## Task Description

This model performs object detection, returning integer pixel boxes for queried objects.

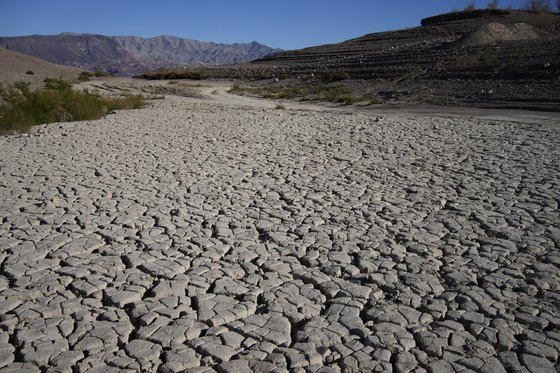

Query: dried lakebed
[0,97,559,373]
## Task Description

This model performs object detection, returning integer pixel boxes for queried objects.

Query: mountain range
[0,33,280,76]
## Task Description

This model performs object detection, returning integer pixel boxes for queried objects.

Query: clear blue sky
[0,0,530,49]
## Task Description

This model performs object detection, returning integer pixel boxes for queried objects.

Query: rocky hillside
[226,10,560,111]
[0,34,279,76]
[113,36,278,66]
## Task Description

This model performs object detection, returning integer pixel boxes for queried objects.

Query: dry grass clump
[78,71,110,81]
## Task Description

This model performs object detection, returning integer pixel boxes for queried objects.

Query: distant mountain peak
[0,33,281,76]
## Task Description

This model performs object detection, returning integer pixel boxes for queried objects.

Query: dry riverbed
[0,82,559,372]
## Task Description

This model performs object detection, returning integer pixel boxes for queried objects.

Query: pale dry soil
[0,47,83,89]
[0,80,559,373]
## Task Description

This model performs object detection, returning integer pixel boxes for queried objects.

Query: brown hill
[0,47,85,87]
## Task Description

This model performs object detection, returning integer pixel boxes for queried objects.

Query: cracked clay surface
[0,95,559,372]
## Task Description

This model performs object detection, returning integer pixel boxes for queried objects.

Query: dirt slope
[212,10,560,111]
[0,47,85,87]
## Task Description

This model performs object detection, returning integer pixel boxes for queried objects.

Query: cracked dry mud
[0,95,559,373]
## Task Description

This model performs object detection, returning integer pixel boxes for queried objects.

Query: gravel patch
[457,22,540,46]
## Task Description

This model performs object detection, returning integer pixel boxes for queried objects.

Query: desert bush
[184,68,211,80]
[338,96,355,105]
[275,104,285,109]
[43,77,72,90]
[136,68,212,80]
[527,0,552,11]
[105,94,145,111]
[228,84,267,96]
[325,88,339,102]
[25,70,34,75]
[78,71,93,81]
[487,0,499,9]
[228,82,359,106]
[324,71,350,82]
[0,80,146,134]
[465,1,477,11]
[78,71,108,80]
[368,97,384,105]
[277,86,303,99]
[254,71,274,80]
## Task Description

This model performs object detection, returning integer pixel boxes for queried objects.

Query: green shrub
[229,82,360,106]
[278,89,295,99]
[255,71,274,80]
[368,97,384,105]
[136,68,212,80]
[78,71,93,81]
[325,88,340,101]
[0,80,146,134]
[275,104,285,110]
[185,68,211,80]
[43,77,72,90]
[337,96,355,105]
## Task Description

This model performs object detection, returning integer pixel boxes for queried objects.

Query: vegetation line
[229,83,384,106]
[0,79,148,134]
[134,68,212,80]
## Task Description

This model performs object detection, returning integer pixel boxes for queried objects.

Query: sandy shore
[0,82,559,372]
